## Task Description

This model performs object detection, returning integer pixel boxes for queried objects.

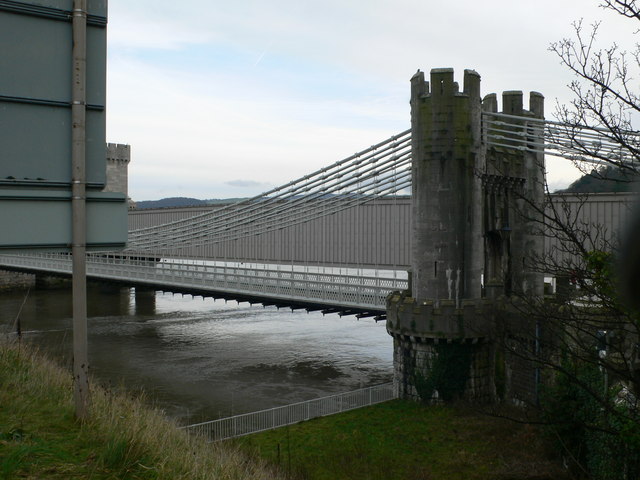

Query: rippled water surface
[0,283,393,424]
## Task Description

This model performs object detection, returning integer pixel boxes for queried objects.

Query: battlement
[481,88,546,221]
[411,68,481,100]
[106,143,131,164]
[386,291,492,341]
[482,90,544,119]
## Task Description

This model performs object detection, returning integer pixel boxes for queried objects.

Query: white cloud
[105,0,633,200]
[106,54,407,200]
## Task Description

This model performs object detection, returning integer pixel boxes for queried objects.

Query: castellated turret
[105,143,130,196]
[105,143,134,208]
[481,90,545,299]
[410,68,484,305]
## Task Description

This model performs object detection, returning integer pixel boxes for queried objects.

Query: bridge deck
[0,254,407,316]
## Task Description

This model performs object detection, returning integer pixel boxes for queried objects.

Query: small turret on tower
[105,143,134,208]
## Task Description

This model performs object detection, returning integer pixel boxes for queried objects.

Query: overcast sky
[104,0,633,201]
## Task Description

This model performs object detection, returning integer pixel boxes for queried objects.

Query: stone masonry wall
[391,335,494,402]
[0,269,35,291]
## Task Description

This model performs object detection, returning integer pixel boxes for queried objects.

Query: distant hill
[135,197,207,209]
[134,197,248,210]
[555,165,638,193]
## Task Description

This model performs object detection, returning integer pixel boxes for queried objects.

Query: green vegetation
[0,340,277,479]
[541,359,640,479]
[555,165,637,193]
[235,400,569,480]
[534,250,640,479]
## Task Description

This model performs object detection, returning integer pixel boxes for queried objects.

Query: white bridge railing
[183,382,396,442]
[0,253,407,311]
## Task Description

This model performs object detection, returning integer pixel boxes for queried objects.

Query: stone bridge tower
[105,143,133,207]
[386,68,545,403]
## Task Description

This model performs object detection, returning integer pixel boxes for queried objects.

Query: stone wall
[390,335,495,402]
[0,269,34,290]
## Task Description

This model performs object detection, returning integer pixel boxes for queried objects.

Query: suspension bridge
[2,67,639,404]
[0,70,637,321]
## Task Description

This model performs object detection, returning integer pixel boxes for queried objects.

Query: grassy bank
[235,400,571,480]
[0,340,278,479]
[1,339,570,480]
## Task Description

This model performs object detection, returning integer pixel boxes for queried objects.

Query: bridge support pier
[134,286,156,316]
[387,67,545,404]
[386,294,495,401]
[390,339,496,402]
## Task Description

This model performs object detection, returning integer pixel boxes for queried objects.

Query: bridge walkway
[0,253,407,318]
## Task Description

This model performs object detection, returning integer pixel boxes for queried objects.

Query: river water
[0,283,393,425]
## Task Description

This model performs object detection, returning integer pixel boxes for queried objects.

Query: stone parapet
[386,291,492,341]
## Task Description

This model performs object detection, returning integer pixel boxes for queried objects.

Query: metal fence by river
[184,382,395,442]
